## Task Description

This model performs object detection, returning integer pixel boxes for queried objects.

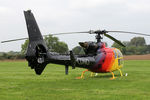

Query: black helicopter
[2,10,150,79]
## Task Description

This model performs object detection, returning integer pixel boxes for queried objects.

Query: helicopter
[2,10,150,79]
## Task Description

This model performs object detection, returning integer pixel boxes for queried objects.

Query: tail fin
[24,10,48,75]
[24,10,44,42]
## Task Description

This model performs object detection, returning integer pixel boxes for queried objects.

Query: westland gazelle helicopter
[2,10,150,79]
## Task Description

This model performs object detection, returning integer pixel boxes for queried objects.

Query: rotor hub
[92,30,106,43]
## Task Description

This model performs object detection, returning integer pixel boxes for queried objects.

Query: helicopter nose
[79,42,88,48]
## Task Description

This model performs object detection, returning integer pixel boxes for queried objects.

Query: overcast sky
[0,0,150,52]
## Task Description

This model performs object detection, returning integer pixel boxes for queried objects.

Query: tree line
[111,37,150,55]
[0,36,149,60]
[72,37,150,55]
[0,51,24,60]
[0,35,69,60]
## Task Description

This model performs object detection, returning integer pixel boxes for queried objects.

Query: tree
[130,37,146,47]
[21,40,29,54]
[111,37,148,55]
[122,41,130,46]
[44,35,68,53]
[21,35,69,54]
[72,46,85,55]
[125,46,136,55]
[146,45,150,54]
[136,46,147,55]
[53,41,69,53]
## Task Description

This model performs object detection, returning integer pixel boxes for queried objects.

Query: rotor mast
[94,30,105,43]
[96,33,103,43]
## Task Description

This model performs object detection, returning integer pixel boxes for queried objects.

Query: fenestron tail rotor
[1,30,150,47]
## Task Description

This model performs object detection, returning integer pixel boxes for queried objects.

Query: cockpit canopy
[112,48,123,66]
[116,49,123,58]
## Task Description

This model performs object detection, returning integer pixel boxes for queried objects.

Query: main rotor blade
[49,31,90,35]
[1,38,28,43]
[2,30,150,43]
[104,33,125,47]
[1,31,90,43]
[107,31,150,36]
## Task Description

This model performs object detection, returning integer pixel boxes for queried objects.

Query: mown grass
[0,60,150,100]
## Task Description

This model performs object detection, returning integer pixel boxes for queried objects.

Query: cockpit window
[112,48,123,65]
[116,49,123,65]
[113,49,117,58]
[112,48,123,58]
[116,49,123,58]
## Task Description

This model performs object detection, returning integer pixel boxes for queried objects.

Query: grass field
[0,60,150,100]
